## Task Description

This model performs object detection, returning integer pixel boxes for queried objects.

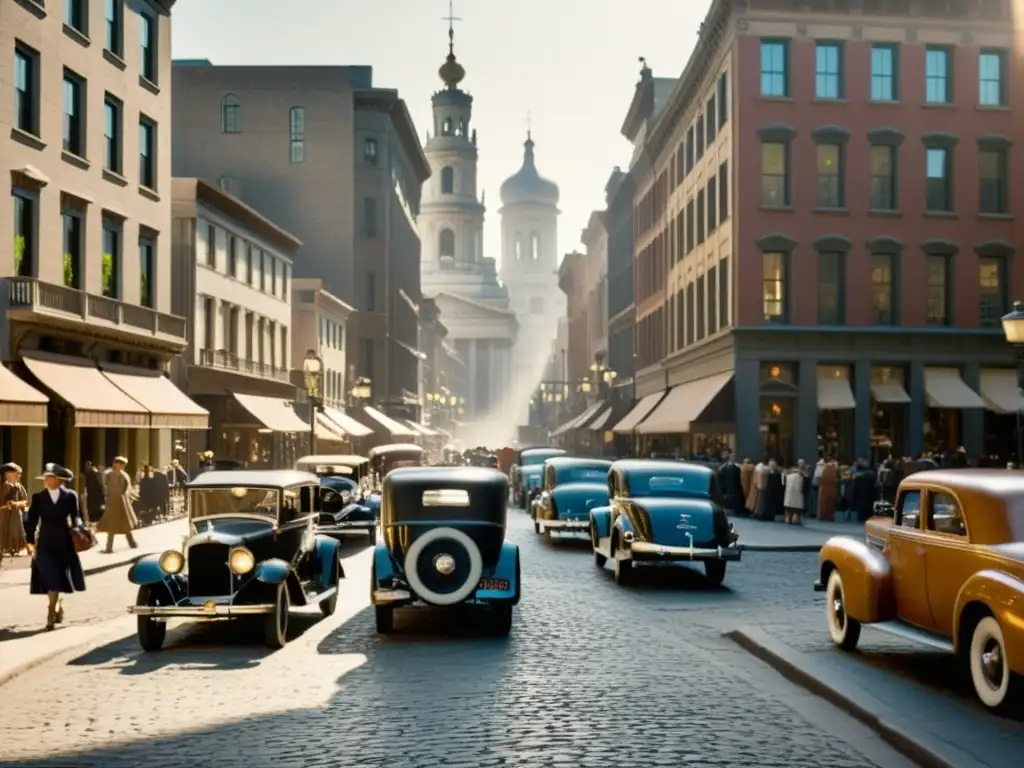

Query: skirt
[0,508,27,554]
[30,546,86,594]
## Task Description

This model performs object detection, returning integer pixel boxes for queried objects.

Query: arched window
[222,94,241,133]
[289,107,305,163]
[456,118,467,136]
[439,228,455,259]
[514,233,523,260]
[441,166,454,194]
[442,117,453,135]
[529,297,545,315]
[531,232,540,260]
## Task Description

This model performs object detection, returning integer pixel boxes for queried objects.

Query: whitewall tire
[970,616,1013,710]
[403,527,483,606]
[825,569,861,651]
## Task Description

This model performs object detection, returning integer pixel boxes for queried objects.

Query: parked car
[815,468,1024,711]
[512,447,567,507]
[532,457,612,542]
[126,470,344,651]
[590,460,740,586]
[370,466,520,635]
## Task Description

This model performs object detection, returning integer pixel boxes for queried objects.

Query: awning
[233,393,309,432]
[587,407,614,430]
[363,406,416,437]
[818,376,856,410]
[404,419,441,437]
[0,365,49,426]
[924,367,985,409]
[100,363,209,430]
[552,401,604,437]
[638,373,732,435]
[316,413,346,441]
[612,391,666,434]
[23,352,148,428]
[322,406,374,437]
[871,382,911,404]
[979,369,1024,414]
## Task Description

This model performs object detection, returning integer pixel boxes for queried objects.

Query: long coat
[95,469,137,534]
[24,487,86,594]
[0,480,28,554]
[739,461,754,503]
[783,470,805,511]
[84,467,105,522]
[817,461,840,521]
[718,461,744,514]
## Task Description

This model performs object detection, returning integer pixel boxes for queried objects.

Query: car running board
[869,621,955,653]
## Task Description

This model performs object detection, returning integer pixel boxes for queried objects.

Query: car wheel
[375,604,394,634]
[704,561,727,585]
[263,582,290,649]
[825,569,861,651]
[319,554,340,618]
[969,616,1021,710]
[613,554,633,586]
[493,602,513,636]
[136,585,166,652]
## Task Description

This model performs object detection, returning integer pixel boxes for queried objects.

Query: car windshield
[321,475,357,492]
[190,487,280,520]
[626,472,710,499]
[524,452,559,466]
[558,467,608,484]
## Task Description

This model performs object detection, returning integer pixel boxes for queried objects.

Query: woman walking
[23,463,86,630]
[96,456,138,553]
[0,462,29,563]
[783,461,806,525]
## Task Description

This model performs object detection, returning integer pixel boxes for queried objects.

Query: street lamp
[303,349,323,455]
[351,377,372,401]
[1001,302,1024,463]
[579,377,592,394]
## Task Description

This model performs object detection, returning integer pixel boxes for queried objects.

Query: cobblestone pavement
[0,510,930,767]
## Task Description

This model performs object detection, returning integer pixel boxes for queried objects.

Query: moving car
[370,466,520,635]
[815,468,1024,711]
[512,447,567,507]
[126,470,344,651]
[295,454,370,486]
[590,460,740,586]
[532,457,612,542]
[296,454,375,544]
[369,443,426,477]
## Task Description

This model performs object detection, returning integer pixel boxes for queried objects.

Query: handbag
[71,527,96,553]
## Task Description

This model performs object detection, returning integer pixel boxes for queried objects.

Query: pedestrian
[96,456,139,553]
[717,450,744,517]
[23,463,87,630]
[762,459,785,521]
[84,460,105,523]
[817,455,839,522]
[783,461,806,525]
[0,462,29,563]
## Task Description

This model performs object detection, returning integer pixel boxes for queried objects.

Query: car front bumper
[628,541,742,563]
[538,518,590,531]
[128,600,276,619]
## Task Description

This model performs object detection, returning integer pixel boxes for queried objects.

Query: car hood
[624,497,722,548]
[551,484,609,520]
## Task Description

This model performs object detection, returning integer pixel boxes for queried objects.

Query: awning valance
[553,402,604,436]
[316,413,346,441]
[587,407,614,431]
[638,373,732,435]
[0,364,49,426]
[612,391,666,434]
[818,377,856,410]
[871,382,911,404]
[404,420,440,437]
[100,363,209,430]
[23,353,149,428]
[233,393,309,432]
[322,407,374,438]
[363,406,415,438]
[925,367,985,409]
[979,369,1024,414]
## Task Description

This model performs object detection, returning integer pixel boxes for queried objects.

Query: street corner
[725,625,1024,768]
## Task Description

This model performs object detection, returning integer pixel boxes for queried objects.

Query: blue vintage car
[513,447,567,507]
[590,460,740,586]
[370,466,520,635]
[127,470,344,650]
[532,457,612,542]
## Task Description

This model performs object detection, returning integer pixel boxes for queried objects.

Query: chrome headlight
[159,549,184,574]
[228,547,255,575]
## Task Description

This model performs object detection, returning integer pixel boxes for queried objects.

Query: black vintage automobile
[295,454,375,544]
[370,467,521,635]
[369,443,426,478]
[126,470,344,650]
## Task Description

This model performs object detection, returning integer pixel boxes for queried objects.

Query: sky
[170,0,710,268]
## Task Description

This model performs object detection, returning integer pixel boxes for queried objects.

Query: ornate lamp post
[303,349,323,455]
[1001,302,1024,464]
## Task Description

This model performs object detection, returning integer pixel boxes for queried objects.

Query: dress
[817,461,839,521]
[0,480,28,554]
[783,470,805,515]
[23,487,86,594]
[748,463,766,515]
[740,461,754,507]
[95,469,138,534]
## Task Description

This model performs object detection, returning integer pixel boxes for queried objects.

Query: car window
[928,492,967,537]
[627,472,710,499]
[897,490,921,528]
[560,468,608,484]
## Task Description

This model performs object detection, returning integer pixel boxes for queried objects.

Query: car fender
[590,507,611,539]
[372,543,396,585]
[954,570,1024,671]
[477,541,519,604]
[818,536,895,623]
[254,558,292,584]
[127,554,171,586]
[314,534,344,586]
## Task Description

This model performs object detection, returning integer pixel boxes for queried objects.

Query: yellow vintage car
[815,469,1024,711]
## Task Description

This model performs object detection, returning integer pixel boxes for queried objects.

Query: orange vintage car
[815,469,1024,711]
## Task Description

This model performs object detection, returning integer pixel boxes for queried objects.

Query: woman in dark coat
[23,462,87,630]
[762,459,786,521]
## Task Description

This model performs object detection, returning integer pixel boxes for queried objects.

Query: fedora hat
[37,462,68,480]
[1,462,22,474]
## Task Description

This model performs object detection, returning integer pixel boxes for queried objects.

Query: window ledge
[61,150,91,170]
[759,205,793,213]
[921,102,956,109]
[139,185,160,202]
[62,24,90,47]
[976,104,1009,111]
[10,127,45,151]
[924,210,957,219]
[812,97,847,105]
[102,168,129,187]
[812,206,849,215]
[868,99,901,107]
[979,212,1012,221]
[760,95,793,103]
[103,49,127,70]
[868,208,902,217]
[14,0,46,19]
[139,75,160,95]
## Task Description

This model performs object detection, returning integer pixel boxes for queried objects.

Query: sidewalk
[732,516,864,552]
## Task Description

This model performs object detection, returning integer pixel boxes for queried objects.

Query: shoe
[45,623,54,631]
[55,606,64,624]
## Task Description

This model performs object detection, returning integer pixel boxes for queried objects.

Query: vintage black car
[370,466,520,635]
[295,453,370,485]
[296,454,375,544]
[369,443,426,478]
[127,470,344,650]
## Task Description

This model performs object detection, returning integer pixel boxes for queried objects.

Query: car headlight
[159,549,184,574]
[228,547,255,575]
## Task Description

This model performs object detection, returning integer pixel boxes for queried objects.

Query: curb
[0,618,134,689]
[725,628,956,768]
[738,543,822,553]
[84,553,146,577]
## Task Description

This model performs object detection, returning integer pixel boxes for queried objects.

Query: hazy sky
[171,0,709,267]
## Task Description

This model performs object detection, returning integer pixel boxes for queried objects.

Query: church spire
[438,0,466,89]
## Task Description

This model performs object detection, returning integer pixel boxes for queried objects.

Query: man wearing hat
[96,456,138,553]
[0,461,28,563]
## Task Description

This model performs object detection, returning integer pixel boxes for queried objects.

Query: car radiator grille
[187,543,232,597]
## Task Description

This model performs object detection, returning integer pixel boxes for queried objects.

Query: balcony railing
[5,277,187,343]
[199,348,291,383]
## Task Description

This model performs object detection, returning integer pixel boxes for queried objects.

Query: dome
[500,134,559,206]
[439,52,465,89]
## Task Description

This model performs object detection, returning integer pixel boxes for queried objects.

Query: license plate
[478,578,510,591]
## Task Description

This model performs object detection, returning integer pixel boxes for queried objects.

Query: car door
[886,489,935,630]
[923,488,973,637]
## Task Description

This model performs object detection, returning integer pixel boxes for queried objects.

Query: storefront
[635,371,734,459]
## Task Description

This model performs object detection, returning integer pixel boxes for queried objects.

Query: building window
[13,191,35,278]
[760,39,789,97]
[260,251,268,290]
[762,252,787,323]
[139,11,156,82]
[979,50,1006,107]
[204,223,216,266]
[706,97,717,144]
[815,42,843,99]
[282,264,288,295]
[695,114,705,160]
[816,143,843,207]
[366,272,376,312]
[817,251,844,324]
[925,147,952,212]
[270,258,277,294]
[221,94,240,133]
[289,107,305,163]
[139,236,154,307]
[761,143,788,207]
[280,326,288,370]
[926,254,950,325]
[869,145,896,210]
[925,46,951,104]
[227,235,237,277]
[102,220,121,298]
[719,256,729,328]
[685,201,695,252]
[685,126,695,174]
[719,161,729,219]
[685,283,695,345]
[62,70,84,156]
[531,233,540,259]
[103,94,122,174]
[870,45,898,101]
[696,274,706,339]
[441,166,454,194]
[246,243,254,284]
[707,176,718,231]
[439,228,455,259]
[717,71,728,126]
[105,0,123,57]
[979,257,1008,327]
[979,148,1008,214]
[64,0,87,32]
[696,191,705,244]
[707,266,718,335]
[364,138,378,165]
[14,44,38,136]
[139,116,156,189]
[870,253,896,325]
[363,197,377,237]
[62,210,82,288]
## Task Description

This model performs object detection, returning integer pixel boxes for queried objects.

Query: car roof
[189,469,320,488]
[385,465,506,488]
[521,447,566,456]
[545,456,612,469]
[296,454,368,466]
[369,443,425,457]
[899,469,1024,544]
[611,459,713,477]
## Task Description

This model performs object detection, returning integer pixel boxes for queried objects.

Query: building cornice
[355,89,431,183]
[177,178,302,254]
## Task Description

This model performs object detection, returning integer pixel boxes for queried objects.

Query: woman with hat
[0,461,29,563]
[23,463,86,629]
[96,456,138,552]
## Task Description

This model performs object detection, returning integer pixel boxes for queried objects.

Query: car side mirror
[873,500,894,517]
